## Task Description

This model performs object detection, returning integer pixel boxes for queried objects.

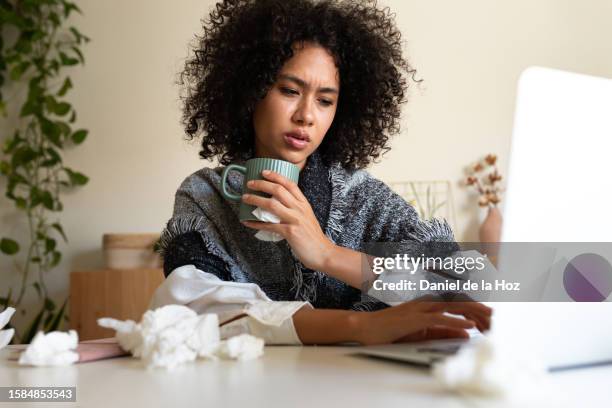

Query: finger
[413,294,437,303]
[393,327,469,343]
[422,326,470,340]
[242,194,292,221]
[463,311,491,332]
[262,170,306,202]
[450,301,493,316]
[428,313,476,330]
[241,220,286,234]
[393,329,427,343]
[445,303,492,330]
[397,298,445,314]
[444,302,493,325]
[459,312,482,331]
[420,301,450,313]
[246,179,296,208]
[438,307,489,332]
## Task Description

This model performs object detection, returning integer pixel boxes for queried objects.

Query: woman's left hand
[241,170,335,271]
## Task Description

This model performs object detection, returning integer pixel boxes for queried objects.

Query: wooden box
[69,268,165,341]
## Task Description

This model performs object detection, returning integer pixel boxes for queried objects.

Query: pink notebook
[6,338,128,363]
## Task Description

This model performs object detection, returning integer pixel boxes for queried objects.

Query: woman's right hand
[352,298,492,346]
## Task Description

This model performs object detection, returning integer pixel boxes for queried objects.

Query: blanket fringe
[406,217,455,243]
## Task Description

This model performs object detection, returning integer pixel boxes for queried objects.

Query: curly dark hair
[180,0,419,170]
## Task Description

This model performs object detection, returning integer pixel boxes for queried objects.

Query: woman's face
[252,42,340,170]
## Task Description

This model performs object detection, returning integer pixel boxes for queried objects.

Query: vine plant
[0,0,90,343]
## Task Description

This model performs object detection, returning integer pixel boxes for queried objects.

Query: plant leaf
[47,298,68,331]
[45,237,56,253]
[51,223,68,243]
[57,77,73,97]
[32,282,42,299]
[41,191,54,210]
[59,52,79,66]
[43,311,55,330]
[54,102,71,116]
[42,147,62,167]
[9,61,31,81]
[3,131,23,154]
[15,197,27,209]
[44,297,56,311]
[71,129,87,144]
[49,11,60,28]
[22,305,45,344]
[29,186,42,208]
[50,251,62,268]
[71,46,84,64]
[64,3,83,18]
[65,168,89,186]
[11,146,38,167]
[0,238,20,255]
[1,288,12,308]
[40,118,62,147]
[0,161,9,175]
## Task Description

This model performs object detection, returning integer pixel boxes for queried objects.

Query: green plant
[0,0,90,343]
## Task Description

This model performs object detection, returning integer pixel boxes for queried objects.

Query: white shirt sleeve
[149,264,311,345]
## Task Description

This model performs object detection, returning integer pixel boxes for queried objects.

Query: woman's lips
[283,133,309,150]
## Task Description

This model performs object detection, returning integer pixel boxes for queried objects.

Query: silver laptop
[359,67,612,370]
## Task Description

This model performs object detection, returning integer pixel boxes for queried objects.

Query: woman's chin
[273,150,310,166]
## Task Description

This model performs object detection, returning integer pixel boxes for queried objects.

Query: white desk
[1,346,610,408]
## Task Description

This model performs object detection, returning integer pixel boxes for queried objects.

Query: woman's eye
[280,87,298,95]
[319,99,333,107]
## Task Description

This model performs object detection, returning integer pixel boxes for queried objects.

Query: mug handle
[221,164,247,201]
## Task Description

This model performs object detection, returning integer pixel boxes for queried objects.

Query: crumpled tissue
[18,330,79,366]
[99,304,219,369]
[98,304,264,369]
[217,334,264,360]
[252,206,284,242]
[432,332,553,401]
[0,306,16,350]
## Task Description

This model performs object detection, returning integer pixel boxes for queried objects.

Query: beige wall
[2,0,612,323]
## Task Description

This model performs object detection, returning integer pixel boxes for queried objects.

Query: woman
[154,0,492,345]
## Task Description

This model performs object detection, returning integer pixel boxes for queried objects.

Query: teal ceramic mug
[221,158,300,221]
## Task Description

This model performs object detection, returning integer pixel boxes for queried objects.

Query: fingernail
[262,170,270,175]
[247,180,254,187]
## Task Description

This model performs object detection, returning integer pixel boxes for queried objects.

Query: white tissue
[99,305,220,369]
[433,332,550,399]
[187,311,221,358]
[0,307,16,350]
[98,304,264,369]
[217,334,264,361]
[18,330,79,366]
[252,206,284,242]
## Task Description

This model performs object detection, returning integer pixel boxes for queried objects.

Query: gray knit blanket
[158,151,458,310]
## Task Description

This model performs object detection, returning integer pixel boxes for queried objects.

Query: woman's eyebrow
[278,74,339,94]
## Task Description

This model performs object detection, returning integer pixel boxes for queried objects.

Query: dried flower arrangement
[465,154,504,207]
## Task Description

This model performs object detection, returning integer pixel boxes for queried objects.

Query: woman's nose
[292,99,314,126]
